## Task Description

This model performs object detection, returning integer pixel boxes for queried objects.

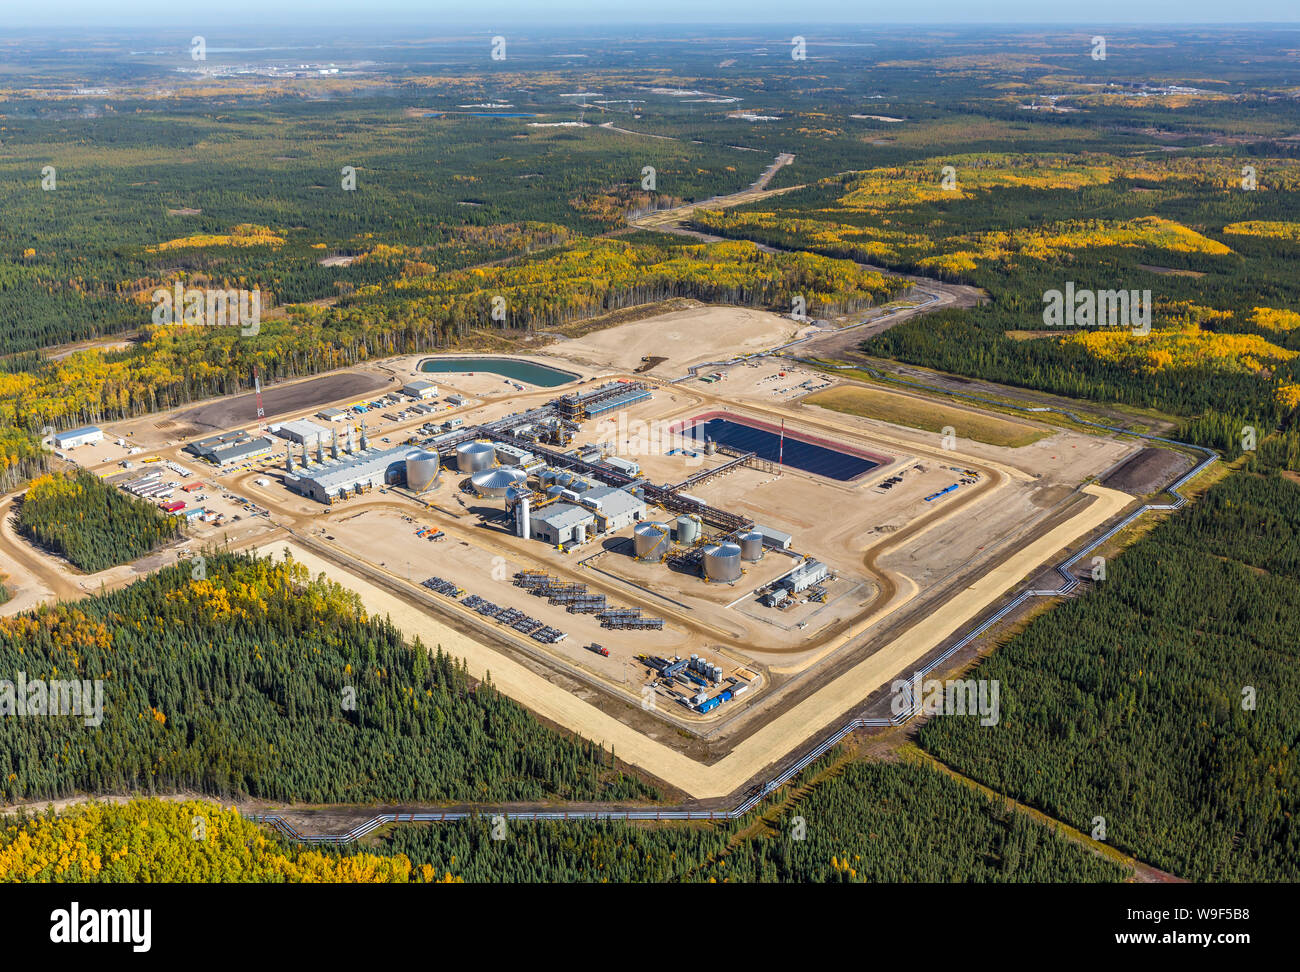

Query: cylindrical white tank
[456,440,496,473]
[702,542,743,583]
[405,450,440,492]
[633,522,672,561]
[739,531,765,562]
[514,493,530,537]
[470,466,527,497]
[676,514,701,544]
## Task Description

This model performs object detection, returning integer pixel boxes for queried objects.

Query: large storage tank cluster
[633,521,673,561]
[675,514,702,544]
[456,440,496,473]
[404,450,440,492]
[701,541,743,583]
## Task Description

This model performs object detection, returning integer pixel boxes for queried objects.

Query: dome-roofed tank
[633,522,672,561]
[470,466,527,497]
[675,514,702,545]
[701,542,743,583]
[739,530,765,562]
[456,440,496,473]
[405,450,440,492]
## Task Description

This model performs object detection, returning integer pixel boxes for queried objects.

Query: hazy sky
[3,1,1299,29]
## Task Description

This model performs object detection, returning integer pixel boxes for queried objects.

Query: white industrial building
[401,380,438,399]
[284,444,413,503]
[602,456,640,477]
[53,425,104,449]
[529,503,596,546]
[316,407,347,422]
[576,485,646,533]
[493,443,535,467]
[755,524,794,549]
[275,418,331,448]
[783,559,829,593]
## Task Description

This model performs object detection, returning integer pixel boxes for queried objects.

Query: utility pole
[254,367,266,422]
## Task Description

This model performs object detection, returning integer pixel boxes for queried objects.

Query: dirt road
[258,483,1130,800]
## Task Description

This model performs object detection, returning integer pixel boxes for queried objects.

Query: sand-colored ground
[544,305,811,375]
[260,481,1131,799]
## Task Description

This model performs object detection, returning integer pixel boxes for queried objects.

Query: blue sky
[4,1,1299,28]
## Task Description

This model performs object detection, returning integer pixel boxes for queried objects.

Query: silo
[404,450,440,492]
[517,495,531,540]
[739,531,765,562]
[633,522,672,561]
[675,514,702,545]
[470,466,527,498]
[701,542,743,583]
[456,440,496,473]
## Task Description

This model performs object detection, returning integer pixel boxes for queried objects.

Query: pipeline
[248,353,1218,843]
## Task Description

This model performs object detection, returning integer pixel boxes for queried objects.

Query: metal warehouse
[275,419,331,447]
[53,425,104,449]
[577,485,646,533]
[186,431,276,467]
[555,381,651,420]
[754,524,794,549]
[401,380,438,399]
[284,444,414,503]
[529,503,596,546]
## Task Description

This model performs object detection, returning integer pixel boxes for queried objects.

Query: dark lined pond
[418,357,578,387]
[690,414,885,482]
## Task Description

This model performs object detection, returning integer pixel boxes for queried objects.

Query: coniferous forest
[368,760,1127,883]
[918,469,1300,881]
[16,468,183,572]
[0,553,656,805]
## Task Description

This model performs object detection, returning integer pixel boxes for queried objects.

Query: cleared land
[544,304,808,375]
[259,482,1131,800]
[166,371,392,436]
[805,384,1048,448]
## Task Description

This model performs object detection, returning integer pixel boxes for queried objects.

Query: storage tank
[739,531,765,562]
[404,450,440,492]
[456,440,496,473]
[633,522,673,561]
[470,466,527,498]
[701,542,743,583]
[675,514,702,545]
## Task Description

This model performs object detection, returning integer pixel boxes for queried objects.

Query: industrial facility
[401,379,438,399]
[186,430,277,467]
[53,425,104,449]
[281,422,442,502]
[274,418,331,448]
[230,376,823,611]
